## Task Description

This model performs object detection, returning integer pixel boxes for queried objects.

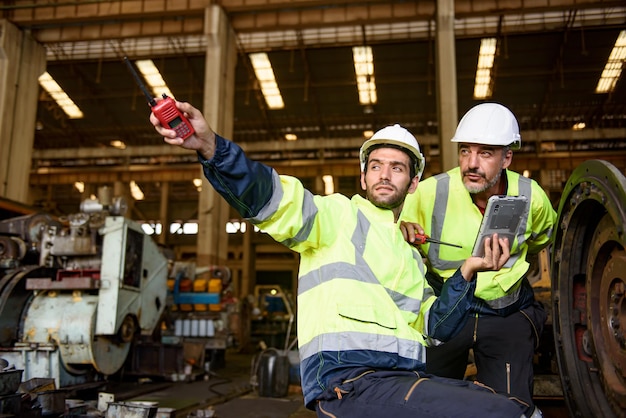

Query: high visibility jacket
[401,167,556,313]
[200,135,478,408]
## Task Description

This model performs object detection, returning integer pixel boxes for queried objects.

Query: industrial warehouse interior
[0,1,625,417]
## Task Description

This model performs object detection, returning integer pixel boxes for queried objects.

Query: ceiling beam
[28,127,626,188]
[29,149,626,186]
[31,127,626,161]
[4,1,623,48]
[4,0,616,27]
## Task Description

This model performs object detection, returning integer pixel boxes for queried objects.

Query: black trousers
[315,369,528,418]
[425,304,544,407]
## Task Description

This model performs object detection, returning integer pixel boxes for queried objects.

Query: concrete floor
[213,392,313,418]
[122,350,314,418]
[120,350,568,418]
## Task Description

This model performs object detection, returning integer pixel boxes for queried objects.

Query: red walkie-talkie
[124,57,195,140]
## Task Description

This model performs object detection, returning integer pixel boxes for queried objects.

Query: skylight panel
[38,72,84,119]
[473,38,497,100]
[352,46,377,105]
[135,59,175,99]
[249,52,285,110]
[595,30,626,94]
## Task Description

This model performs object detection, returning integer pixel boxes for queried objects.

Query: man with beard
[400,102,557,415]
[151,102,534,418]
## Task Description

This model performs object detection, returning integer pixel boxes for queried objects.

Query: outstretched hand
[460,234,510,281]
[150,101,217,160]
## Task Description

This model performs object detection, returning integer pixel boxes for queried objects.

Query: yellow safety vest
[255,175,436,353]
[401,167,556,308]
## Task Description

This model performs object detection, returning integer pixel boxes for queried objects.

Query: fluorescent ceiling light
[192,178,203,191]
[130,180,144,201]
[249,52,284,109]
[352,46,377,105]
[38,72,84,119]
[473,38,497,99]
[595,30,626,94]
[135,59,175,99]
[110,140,126,149]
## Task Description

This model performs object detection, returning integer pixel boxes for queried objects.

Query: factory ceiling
[2,0,625,178]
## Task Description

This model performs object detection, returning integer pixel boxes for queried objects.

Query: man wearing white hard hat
[151,101,534,417]
[401,102,557,414]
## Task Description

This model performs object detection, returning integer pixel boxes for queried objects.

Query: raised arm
[150,101,274,219]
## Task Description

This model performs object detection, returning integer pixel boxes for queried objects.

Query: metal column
[0,19,46,202]
[435,0,459,172]
[197,6,238,266]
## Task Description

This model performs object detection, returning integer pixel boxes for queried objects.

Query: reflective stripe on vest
[297,209,427,316]
[259,176,429,360]
[299,331,426,362]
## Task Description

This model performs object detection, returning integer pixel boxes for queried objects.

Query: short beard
[366,181,410,210]
[464,169,502,194]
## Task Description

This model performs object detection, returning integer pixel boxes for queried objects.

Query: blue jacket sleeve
[198,134,274,219]
[427,269,476,342]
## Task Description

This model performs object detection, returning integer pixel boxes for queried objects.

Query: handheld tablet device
[471,195,529,257]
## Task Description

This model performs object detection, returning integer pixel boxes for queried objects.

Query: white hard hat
[359,124,425,179]
[451,103,521,150]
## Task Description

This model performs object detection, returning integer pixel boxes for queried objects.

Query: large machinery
[124,261,237,381]
[0,194,168,388]
[551,160,626,417]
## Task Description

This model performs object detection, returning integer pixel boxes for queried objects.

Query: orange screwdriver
[414,233,462,248]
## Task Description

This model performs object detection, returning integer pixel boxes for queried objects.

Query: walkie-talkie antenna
[123,56,157,107]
